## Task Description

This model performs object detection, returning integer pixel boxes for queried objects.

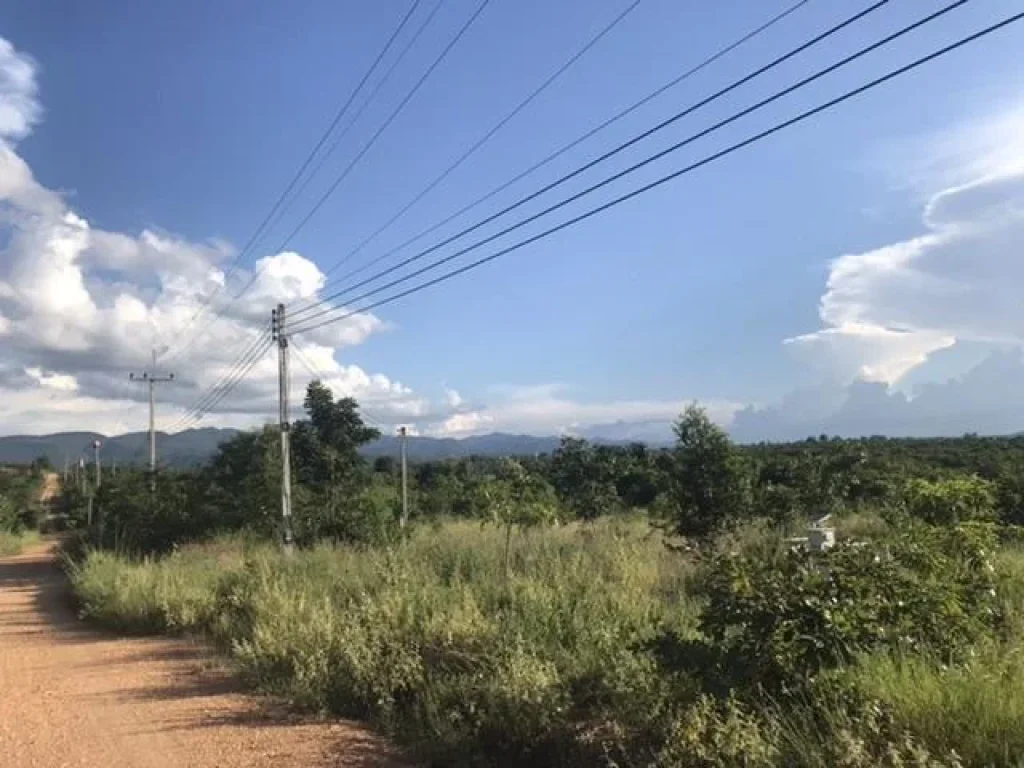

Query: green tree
[203,426,280,535]
[549,437,621,519]
[290,380,383,543]
[663,404,751,541]
[481,459,559,582]
[293,380,380,489]
[905,475,997,525]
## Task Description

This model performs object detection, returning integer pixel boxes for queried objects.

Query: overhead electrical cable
[289,336,389,429]
[256,0,495,279]
[255,0,448,252]
[170,330,273,431]
[289,6,1020,340]
[159,0,423,363]
[174,0,488,364]
[289,0,914,325]
[312,0,645,283]
[300,0,814,301]
[172,339,272,432]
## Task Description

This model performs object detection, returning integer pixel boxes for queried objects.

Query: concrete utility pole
[92,440,102,489]
[399,426,409,528]
[86,441,101,528]
[130,349,175,493]
[78,458,86,495]
[272,304,295,553]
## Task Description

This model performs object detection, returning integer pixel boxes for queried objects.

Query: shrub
[905,476,997,525]
[774,681,965,768]
[69,542,245,634]
[654,695,779,768]
[696,522,1002,692]
[295,482,401,547]
[67,517,1024,767]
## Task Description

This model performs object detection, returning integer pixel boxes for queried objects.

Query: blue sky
[1,0,1024,439]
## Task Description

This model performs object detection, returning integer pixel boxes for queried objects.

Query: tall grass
[852,647,1024,767]
[0,529,39,557]
[68,537,249,633]
[68,518,1024,767]
[71,519,700,764]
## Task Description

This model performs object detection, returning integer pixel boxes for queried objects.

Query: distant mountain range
[0,427,668,468]
[362,433,566,461]
[0,428,241,468]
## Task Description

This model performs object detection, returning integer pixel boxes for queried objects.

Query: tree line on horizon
[49,379,1024,554]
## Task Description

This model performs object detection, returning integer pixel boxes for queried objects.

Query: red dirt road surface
[0,540,407,768]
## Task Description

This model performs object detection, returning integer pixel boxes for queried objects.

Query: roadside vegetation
[0,461,47,556]
[61,383,1024,766]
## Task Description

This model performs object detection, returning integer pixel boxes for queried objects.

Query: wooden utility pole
[130,349,175,492]
[399,426,409,528]
[272,304,295,553]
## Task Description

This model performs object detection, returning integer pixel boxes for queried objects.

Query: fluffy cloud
[0,36,423,436]
[751,105,1024,440]
[0,38,39,141]
[788,168,1024,384]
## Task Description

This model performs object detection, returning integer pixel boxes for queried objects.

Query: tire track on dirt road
[0,540,407,768]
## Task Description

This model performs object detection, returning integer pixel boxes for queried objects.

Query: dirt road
[0,541,405,767]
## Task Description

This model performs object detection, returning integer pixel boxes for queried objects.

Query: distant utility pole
[92,439,102,489]
[130,349,175,493]
[77,458,86,495]
[272,303,295,553]
[86,440,101,528]
[399,426,409,528]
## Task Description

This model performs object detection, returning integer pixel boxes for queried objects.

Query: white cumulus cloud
[753,103,1024,440]
[790,165,1024,385]
[0,39,40,142]
[0,35,424,437]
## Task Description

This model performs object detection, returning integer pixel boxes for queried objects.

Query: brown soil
[0,540,408,767]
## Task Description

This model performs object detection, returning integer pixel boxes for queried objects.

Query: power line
[174,0,487,364]
[314,0,644,283]
[169,330,272,432]
[259,0,494,271]
[290,336,328,381]
[289,0,903,325]
[256,0,447,256]
[303,0,814,302]
[170,343,266,432]
[190,336,274,428]
[159,1,423,363]
[171,327,269,428]
[172,338,272,432]
[290,6,1022,339]
[289,336,389,429]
